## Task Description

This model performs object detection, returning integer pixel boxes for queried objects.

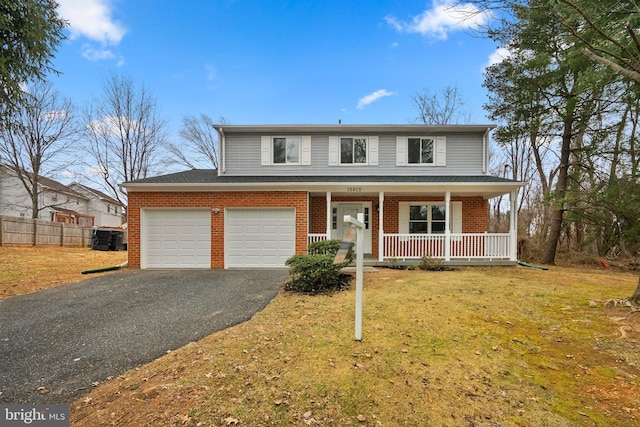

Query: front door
[333,203,372,254]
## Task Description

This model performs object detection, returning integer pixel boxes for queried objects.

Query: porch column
[510,190,518,261]
[444,191,451,262]
[378,191,384,261]
[326,191,332,239]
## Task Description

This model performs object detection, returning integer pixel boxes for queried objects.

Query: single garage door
[142,209,211,268]
[226,208,295,268]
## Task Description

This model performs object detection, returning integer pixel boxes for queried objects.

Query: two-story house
[68,183,125,228]
[122,124,525,269]
[0,163,126,228]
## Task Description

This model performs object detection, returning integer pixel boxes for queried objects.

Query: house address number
[347,187,362,192]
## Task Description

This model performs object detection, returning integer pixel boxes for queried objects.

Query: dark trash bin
[91,229,111,251]
[91,229,126,251]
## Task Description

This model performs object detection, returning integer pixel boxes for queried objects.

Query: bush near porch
[285,239,354,294]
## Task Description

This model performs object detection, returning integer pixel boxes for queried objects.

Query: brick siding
[127,191,308,269]
[310,195,488,258]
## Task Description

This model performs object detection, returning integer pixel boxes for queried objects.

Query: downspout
[216,127,226,175]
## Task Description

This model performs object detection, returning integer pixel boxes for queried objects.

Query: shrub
[307,239,355,264]
[284,239,354,294]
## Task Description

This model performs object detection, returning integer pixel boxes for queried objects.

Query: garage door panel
[226,208,295,268]
[142,209,211,269]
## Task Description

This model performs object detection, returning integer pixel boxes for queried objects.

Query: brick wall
[309,195,489,258]
[128,191,308,269]
[128,191,489,268]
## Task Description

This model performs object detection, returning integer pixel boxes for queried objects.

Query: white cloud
[81,44,115,61]
[40,110,69,121]
[485,46,512,68]
[57,0,126,45]
[386,0,492,40]
[205,65,217,81]
[357,89,395,110]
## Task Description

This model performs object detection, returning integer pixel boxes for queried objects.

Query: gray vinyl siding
[223,132,485,176]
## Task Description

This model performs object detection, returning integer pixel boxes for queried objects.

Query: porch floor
[357,256,517,268]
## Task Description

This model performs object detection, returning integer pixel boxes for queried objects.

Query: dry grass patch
[71,266,640,426]
[0,246,127,299]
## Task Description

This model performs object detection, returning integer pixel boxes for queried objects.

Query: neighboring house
[0,164,125,228]
[122,124,525,269]
[68,183,125,228]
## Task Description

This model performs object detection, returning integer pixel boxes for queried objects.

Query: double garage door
[141,208,295,269]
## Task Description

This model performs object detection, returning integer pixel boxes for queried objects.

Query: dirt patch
[68,266,640,426]
[0,246,127,299]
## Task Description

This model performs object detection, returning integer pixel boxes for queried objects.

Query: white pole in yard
[334,213,365,341]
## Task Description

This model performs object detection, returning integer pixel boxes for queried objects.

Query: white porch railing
[308,233,329,245]
[308,232,513,261]
[383,234,446,258]
[383,232,512,260]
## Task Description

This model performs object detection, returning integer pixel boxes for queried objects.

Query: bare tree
[167,114,226,169]
[0,80,78,218]
[83,73,168,205]
[411,84,469,125]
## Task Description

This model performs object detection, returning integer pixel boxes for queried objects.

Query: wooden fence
[0,215,93,247]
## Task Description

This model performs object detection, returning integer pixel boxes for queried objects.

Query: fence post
[60,223,64,247]
[0,216,3,246]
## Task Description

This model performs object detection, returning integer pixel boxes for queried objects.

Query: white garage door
[226,208,295,268]
[142,209,211,269]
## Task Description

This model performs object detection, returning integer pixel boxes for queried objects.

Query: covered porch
[306,181,522,266]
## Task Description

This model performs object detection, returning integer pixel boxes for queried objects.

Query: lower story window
[409,204,446,234]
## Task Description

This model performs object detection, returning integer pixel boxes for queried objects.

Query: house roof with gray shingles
[123,169,522,185]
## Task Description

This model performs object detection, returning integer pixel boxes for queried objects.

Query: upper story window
[328,136,378,166]
[396,136,446,166]
[340,137,367,164]
[273,137,300,164]
[261,135,311,166]
[408,137,434,164]
[51,194,58,203]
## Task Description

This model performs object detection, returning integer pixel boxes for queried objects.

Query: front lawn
[71,266,640,426]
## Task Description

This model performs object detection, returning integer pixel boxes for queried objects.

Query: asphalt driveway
[0,269,287,404]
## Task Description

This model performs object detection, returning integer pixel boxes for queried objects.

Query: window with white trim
[409,204,446,234]
[273,136,301,164]
[399,201,462,234]
[340,137,367,164]
[396,136,446,166]
[261,135,311,165]
[408,137,434,164]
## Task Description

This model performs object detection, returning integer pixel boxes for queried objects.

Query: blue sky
[52,0,506,142]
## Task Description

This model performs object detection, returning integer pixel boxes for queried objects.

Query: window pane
[354,138,367,163]
[432,205,446,220]
[410,205,428,220]
[408,138,420,164]
[421,138,434,163]
[432,221,445,234]
[409,222,428,234]
[340,138,353,163]
[273,138,286,163]
[286,137,300,163]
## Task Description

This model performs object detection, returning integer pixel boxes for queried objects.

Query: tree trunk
[542,117,573,265]
[631,276,640,306]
